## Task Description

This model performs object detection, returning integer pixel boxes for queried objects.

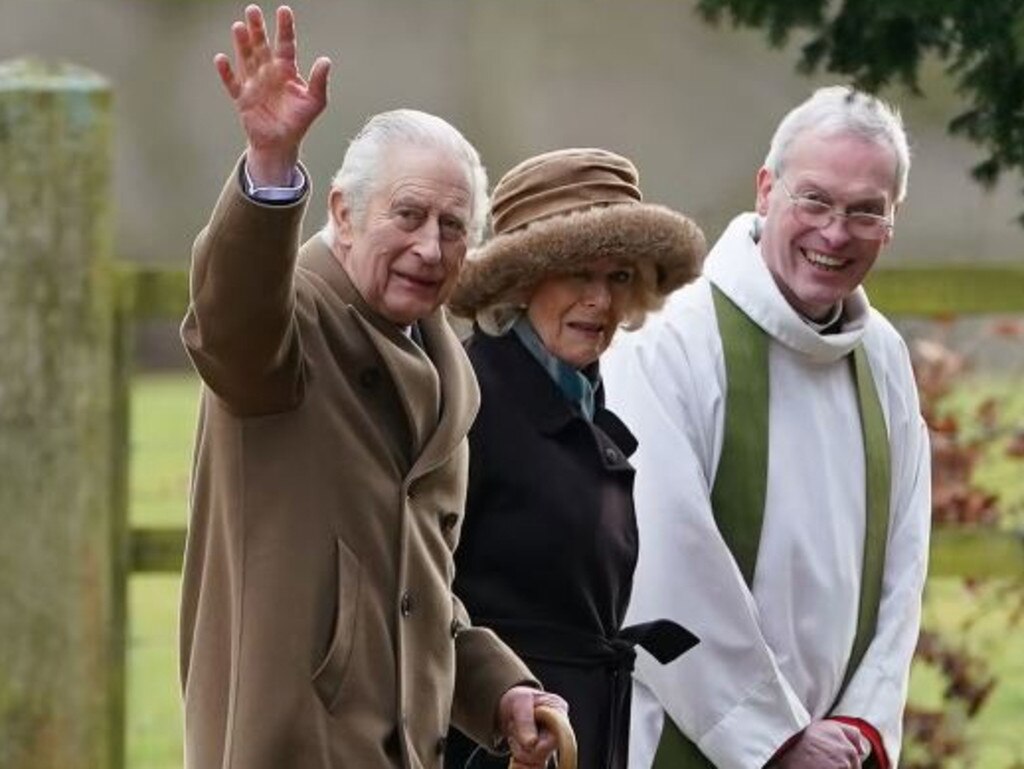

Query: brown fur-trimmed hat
[448,148,706,323]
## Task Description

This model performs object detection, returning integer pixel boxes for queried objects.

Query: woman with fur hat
[444,149,705,769]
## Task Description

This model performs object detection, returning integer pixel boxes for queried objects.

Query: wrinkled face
[330,145,472,326]
[756,130,898,320]
[526,257,635,369]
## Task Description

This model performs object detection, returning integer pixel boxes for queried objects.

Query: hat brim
[448,203,706,318]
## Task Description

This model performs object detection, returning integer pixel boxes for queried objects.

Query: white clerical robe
[603,212,931,769]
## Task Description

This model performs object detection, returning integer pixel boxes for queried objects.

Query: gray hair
[322,109,489,247]
[764,85,911,203]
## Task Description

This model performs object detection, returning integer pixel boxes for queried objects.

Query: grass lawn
[126,371,1024,768]
[127,373,196,769]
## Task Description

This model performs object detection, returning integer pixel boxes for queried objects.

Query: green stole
[652,286,891,768]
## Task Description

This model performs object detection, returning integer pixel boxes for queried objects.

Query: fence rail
[124,527,1024,578]
[116,262,1024,320]
[118,262,1024,580]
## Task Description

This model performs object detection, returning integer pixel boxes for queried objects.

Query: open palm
[215,5,329,176]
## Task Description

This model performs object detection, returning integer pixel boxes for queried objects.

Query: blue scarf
[512,316,599,421]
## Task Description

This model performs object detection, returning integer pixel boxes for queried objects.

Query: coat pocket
[312,537,362,712]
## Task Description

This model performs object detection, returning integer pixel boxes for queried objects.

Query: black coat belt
[478,618,698,769]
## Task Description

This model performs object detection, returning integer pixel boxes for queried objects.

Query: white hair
[764,85,911,203]
[321,109,489,247]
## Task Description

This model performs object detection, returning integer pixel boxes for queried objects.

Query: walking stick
[508,705,577,769]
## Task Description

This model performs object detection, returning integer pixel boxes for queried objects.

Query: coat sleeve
[831,330,931,765]
[604,302,810,769]
[449,595,538,749]
[181,156,308,416]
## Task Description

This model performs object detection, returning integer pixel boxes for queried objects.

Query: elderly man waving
[179,6,565,768]
[604,86,931,769]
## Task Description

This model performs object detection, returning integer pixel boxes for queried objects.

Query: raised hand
[214,4,330,185]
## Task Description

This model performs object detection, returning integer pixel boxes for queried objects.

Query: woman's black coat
[445,330,640,769]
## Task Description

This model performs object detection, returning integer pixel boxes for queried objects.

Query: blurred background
[2,1,1022,768]
[6,0,1024,271]
[8,0,1024,368]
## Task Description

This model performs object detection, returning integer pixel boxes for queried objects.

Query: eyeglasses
[778,179,893,240]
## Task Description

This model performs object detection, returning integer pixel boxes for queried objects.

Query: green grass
[126,371,1024,768]
[128,575,183,769]
[130,374,199,528]
[127,372,195,769]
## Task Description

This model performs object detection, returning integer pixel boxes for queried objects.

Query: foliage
[695,0,1024,225]
[906,319,1024,768]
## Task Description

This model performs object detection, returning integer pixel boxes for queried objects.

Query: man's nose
[414,220,443,264]
[819,214,853,247]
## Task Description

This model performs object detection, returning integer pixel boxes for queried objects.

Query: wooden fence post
[0,59,123,769]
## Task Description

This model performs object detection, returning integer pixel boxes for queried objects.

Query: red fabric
[830,716,889,769]
[765,731,802,766]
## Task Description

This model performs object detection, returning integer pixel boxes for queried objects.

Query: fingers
[858,734,871,759]
[533,692,569,713]
[506,694,573,768]
[512,727,557,757]
[835,724,870,759]
[307,57,331,108]
[781,721,864,769]
[508,693,539,750]
[508,735,557,769]
[244,5,271,67]
[229,20,253,78]
[226,5,270,81]
[213,53,240,99]
[273,5,296,64]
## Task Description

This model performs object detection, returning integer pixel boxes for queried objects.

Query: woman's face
[526,257,636,369]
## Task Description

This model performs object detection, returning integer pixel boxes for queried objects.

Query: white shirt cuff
[243,161,305,202]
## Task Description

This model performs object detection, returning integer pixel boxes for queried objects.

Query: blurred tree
[696,0,1024,224]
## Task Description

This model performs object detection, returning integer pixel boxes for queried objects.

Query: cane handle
[507,705,577,769]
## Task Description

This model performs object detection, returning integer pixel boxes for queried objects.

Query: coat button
[400,592,414,617]
[359,368,381,389]
[449,618,463,638]
[604,446,620,463]
[440,511,459,532]
[435,736,447,756]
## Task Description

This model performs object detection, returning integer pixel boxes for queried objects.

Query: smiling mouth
[801,249,848,271]
[394,272,441,291]
[567,321,605,336]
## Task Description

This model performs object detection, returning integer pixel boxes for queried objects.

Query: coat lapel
[299,240,448,459]
[354,315,441,457]
[409,310,479,481]
[472,333,638,458]
[475,332,581,435]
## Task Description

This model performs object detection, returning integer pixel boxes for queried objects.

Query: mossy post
[0,60,124,769]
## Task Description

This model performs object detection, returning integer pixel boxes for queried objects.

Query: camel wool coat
[179,163,534,769]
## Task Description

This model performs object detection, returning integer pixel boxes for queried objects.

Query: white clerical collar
[800,301,844,334]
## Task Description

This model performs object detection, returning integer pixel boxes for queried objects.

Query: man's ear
[329,188,356,249]
[755,167,773,217]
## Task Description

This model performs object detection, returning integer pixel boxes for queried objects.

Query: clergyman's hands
[774,720,870,769]
[214,4,330,185]
[497,686,569,768]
